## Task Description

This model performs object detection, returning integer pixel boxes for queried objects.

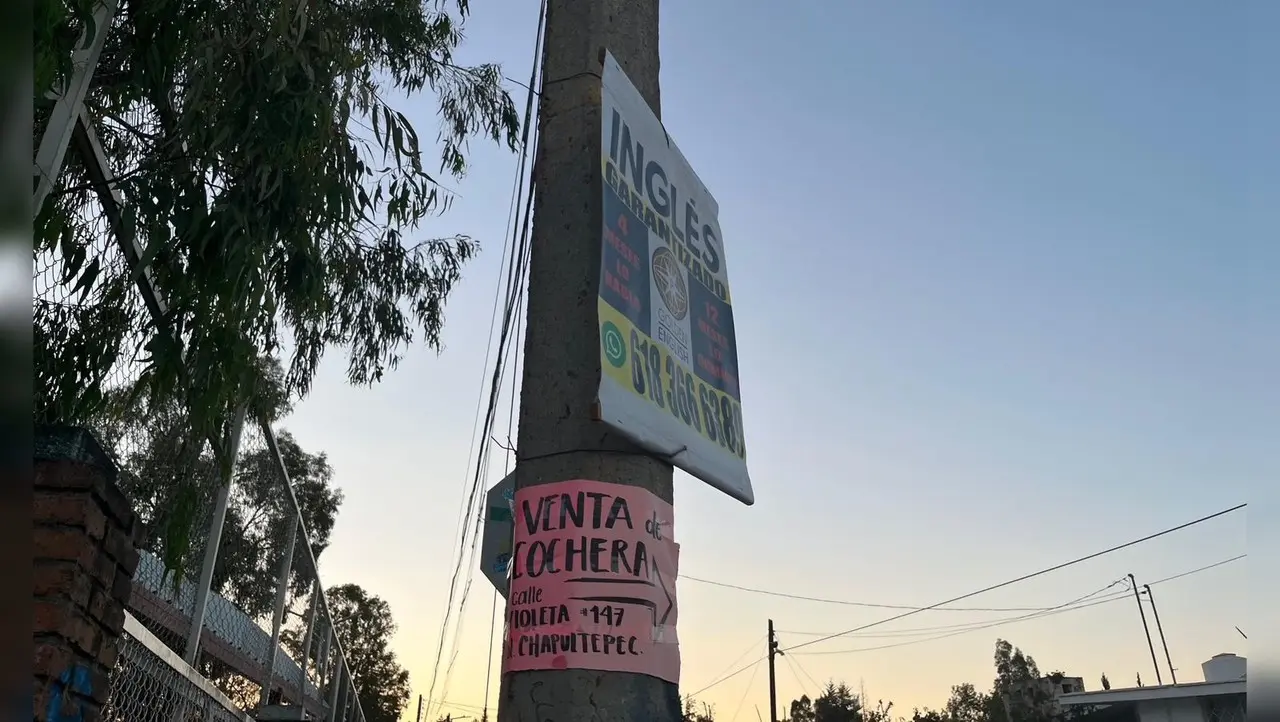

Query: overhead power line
[728,660,763,722]
[781,503,1245,654]
[780,611,1091,638]
[783,651,822,694]
[1145,554,1244,584]
[793,594,1129,657]
[682,519,1247,644]
[784,578,1131,641]
[424,4,547,716]
[692,537,1244,697]
[706,633,767,689]
[682,519,1247,617]
[789,555,1243,657]
[688,589,1120,699]
[689,591,1124,701]
[690,655,767,698]
[698,555,1239,693]
[682,575,1074,613]
[791,579,1131,657]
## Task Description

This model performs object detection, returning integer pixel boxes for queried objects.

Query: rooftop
[1058,679,1246,707]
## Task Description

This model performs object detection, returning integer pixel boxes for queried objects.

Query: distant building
[1003,673,1087,717]
[1057,654,1246,722]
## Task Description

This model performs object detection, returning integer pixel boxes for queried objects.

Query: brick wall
[33,426,141,722]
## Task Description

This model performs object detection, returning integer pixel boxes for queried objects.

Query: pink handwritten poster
[501,478,680,684]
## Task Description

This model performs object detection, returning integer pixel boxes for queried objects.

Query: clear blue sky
[281,2,1272,718]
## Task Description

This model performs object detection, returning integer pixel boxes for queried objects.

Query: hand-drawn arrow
[567,556,675,627]
[653,558,674,626]
[568,577,657,623]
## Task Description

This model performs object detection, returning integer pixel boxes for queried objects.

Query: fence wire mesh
[104,615,251,722]
[33,146,151,429]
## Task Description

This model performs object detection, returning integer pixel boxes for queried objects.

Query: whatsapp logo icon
[601,322,626,368]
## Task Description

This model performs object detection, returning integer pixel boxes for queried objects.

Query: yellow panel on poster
[598,298,746,462]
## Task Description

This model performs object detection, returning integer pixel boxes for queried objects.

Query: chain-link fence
[104,613,251,722]
[35,3,369,722]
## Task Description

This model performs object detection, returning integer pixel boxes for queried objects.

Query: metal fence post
[345,675,356,722]
[318,628,332,692]
[329,663,345,722]
[299,578,320,716]
[260,419,367,722]
[33,0,118,216]
[261,514,300,705]
[183,404,248,665]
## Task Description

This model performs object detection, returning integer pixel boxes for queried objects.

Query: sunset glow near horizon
[279,2,1267,719]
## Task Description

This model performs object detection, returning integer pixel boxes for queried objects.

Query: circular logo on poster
[601,321,627,368]
[652,246,688,321]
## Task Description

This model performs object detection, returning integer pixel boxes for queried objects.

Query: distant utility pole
[1142,584,1177,684]
[1128,574,1163,685]
[768,620,781,722]
[497,1,675,721]
[416,694,423,722]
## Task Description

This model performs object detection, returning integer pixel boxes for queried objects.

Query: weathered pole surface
[498,0,679,720]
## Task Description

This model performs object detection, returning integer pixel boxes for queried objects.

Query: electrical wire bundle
[423,3,548,718]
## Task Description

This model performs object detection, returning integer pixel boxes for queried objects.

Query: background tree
[1100,674,1110,691]
[34,0,520,441]
[789,694,816,722]
[681,696,716,722]
[212,429,343,615]
[95,357,342,596]
[861,699,894,722]
[308,584,411,722]
[788,682,862,722]
[989,639,1055,722]
[814,682,861,722]
[993,639,1042,689]
[945,682,992,722]
[778,640,1071,722]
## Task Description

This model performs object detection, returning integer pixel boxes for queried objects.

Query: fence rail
[35,3,369,722]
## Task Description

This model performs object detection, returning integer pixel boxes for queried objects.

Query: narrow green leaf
[70,256,101,302]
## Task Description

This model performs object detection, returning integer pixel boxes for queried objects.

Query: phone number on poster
[626,329,746,460]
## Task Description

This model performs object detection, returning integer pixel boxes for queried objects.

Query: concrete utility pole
[497,1,675,721]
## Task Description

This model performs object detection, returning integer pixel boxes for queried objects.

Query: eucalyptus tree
[34,0,520,439]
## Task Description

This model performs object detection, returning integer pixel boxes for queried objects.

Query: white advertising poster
[595,51,753,505]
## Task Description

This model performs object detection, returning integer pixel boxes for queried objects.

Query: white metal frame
[33,0,119,217]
